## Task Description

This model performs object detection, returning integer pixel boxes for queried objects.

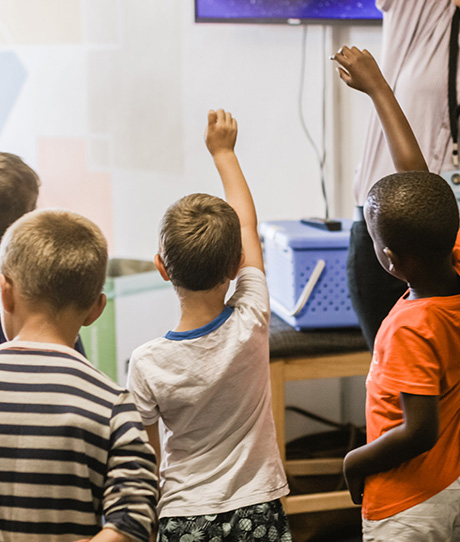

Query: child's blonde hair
[0,209,108,311]
[159,193,242,291]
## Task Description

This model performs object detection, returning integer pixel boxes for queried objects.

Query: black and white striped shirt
[0,341,158,542]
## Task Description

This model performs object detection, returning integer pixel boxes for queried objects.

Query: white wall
[0,0,384,440]
[0,0,382,256]
[111,2,384,259]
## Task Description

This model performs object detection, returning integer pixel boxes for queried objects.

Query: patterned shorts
[158,499,292,542]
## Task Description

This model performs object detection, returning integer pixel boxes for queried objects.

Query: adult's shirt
[354,0,459,205]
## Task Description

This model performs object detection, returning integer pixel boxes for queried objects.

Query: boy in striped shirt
[0,151,85,355]
[0,209,158,542]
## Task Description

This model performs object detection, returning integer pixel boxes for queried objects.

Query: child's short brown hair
[159,193,242,291]
[0,209,108,311]
[0,153,40,238]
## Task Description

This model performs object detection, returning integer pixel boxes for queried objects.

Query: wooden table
[269,314,371,515]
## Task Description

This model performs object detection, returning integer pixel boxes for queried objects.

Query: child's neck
[175,282,229,332]
[407,261,460,300]
[8,308,84,349]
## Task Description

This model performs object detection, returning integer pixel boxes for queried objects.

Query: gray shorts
[363,476,460,541]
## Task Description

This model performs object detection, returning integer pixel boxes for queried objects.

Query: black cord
[287,405,366,491]
[298,25,329,218]
[286,405,346,430]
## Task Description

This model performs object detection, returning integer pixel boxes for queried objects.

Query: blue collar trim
[165,305,234,341]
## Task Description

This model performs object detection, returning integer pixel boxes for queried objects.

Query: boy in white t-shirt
[128,109,291,541]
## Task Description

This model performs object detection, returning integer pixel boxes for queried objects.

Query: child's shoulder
[130,336,173,368]
[237,265,266,279]
[1,342,129,406]
[229,266,269,315]
[33,343,129,400]
[64,348,128,398]
[233,266,268,296]
[383,294,460,344]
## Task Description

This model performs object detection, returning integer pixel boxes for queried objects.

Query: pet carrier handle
[270,259,325,317]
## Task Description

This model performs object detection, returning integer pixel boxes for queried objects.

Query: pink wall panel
[37,137,114,253]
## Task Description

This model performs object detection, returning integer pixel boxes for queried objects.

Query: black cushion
[269,313,368,359]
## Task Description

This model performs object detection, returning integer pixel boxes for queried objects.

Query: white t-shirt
[128,267,288,518]
[354,0,459,205]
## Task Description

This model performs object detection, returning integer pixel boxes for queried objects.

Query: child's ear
[0,274,15,314]
[383,247,397,273]
[154,254,170,282]
[82,293,107,327]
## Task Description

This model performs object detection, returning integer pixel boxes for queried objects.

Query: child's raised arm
[330,46,428,173]
[205,109,264,272]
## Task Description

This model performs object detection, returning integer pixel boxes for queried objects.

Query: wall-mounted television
[195,0,382,25]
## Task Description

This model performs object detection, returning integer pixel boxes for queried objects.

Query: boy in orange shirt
[332,47,460,539]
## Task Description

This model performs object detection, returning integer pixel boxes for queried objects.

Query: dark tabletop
[269,312,368,359]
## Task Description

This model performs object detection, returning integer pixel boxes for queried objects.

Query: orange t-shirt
[363,235,460,521]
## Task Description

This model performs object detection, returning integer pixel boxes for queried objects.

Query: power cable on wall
[298,25,329,219]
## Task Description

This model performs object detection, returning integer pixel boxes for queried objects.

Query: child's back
[0,341,156,542]
[344,171,460,540]
[130,265,286,516]
[0,209,158,542]
[128,110,290,541]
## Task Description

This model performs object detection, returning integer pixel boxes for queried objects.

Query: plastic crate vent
[261,220,359,330]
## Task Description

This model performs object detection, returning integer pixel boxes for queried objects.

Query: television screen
[195,0,382,24]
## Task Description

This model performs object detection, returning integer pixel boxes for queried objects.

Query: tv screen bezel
[194,0,382,25]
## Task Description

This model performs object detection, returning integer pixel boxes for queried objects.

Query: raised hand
[205,109,238,158]
[331,46,386,97]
